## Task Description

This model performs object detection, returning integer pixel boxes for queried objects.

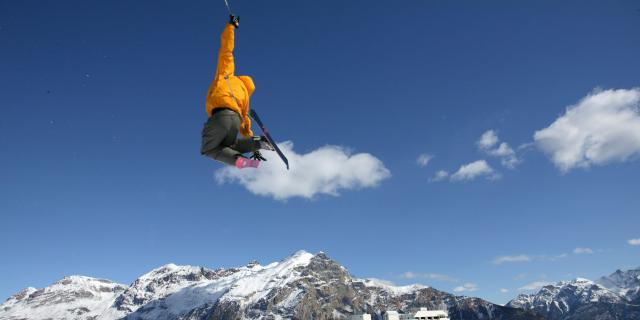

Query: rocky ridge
[1,276,126,320]
[597,267,640,304]
[508,275,640,320]
[0,251,541,320]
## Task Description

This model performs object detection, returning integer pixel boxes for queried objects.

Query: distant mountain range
[0,251,540,320]
[0,250,637,320]
[507,267,640,320]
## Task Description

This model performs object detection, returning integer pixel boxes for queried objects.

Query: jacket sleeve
[215,24,235,78]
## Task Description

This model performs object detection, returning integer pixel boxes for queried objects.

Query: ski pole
[223,0,234,16]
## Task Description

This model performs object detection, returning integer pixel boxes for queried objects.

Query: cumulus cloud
[215,141,391,200]
[451,160,500,181]
[519,281,553,291]
[429,170,450,182]
[453,283,478,293]
[534,88,640,172]
[400,272,459,283]
[417,154,433,167]
[478,130,499,149]
[478,130,520,169]
[628,238,640,246]
[500,288,510,293]
[573,247,594,254]
[492,255,532,265]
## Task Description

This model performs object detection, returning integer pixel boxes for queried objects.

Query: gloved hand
[250,150,267,161]
[229,15,240,28]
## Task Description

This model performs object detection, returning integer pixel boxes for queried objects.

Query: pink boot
[235,157,260,169]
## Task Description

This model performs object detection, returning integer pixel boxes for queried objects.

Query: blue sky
[1,0,639,305]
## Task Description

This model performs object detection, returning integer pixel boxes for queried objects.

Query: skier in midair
[200,15,273,169]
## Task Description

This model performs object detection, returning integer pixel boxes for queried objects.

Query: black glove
[251,150,267,161]
[229,15,240,28]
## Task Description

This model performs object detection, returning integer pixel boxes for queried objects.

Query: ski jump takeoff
[200,15,289,170]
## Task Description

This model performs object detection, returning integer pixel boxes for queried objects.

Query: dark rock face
[197,253,543,320]
[114,265,238,315]
[564,302,640,320]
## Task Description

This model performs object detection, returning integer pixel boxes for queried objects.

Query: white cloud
[453,283,478,293]
[215,141,391,200]
[451,160,500,181]
[573,247,594,254]
[628,238,640,246]
[518,142,535,151]
[493,250,592,265]
[417,154,433,167]
[491,142,515,157]
[547,253,569,261]
[519,281,553,291]
[478,130,499,149]
[500,288,510,293]
[400,272,459,283]
[430,170,450,182]
[494,143,520,168]
[478,130,520,169]
[534,88,640,172]
[492,255,532,265]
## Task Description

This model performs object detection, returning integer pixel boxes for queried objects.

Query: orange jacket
[205,24,255,137]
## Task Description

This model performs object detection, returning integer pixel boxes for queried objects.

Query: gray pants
[201,109,259,165]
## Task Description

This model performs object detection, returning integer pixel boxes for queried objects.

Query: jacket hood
[238,76,255,96]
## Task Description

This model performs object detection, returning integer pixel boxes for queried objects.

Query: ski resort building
[411,307,450,320]
[382,307,449,320]
[383,310,401,320]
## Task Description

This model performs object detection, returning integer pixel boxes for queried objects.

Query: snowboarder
[200,15,273,169]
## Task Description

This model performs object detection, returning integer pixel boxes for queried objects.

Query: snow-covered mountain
[1,251,542,320]
[597,267,640,304]
[1,276,127,320]
[507,278,623,318]
[508,274,640,320]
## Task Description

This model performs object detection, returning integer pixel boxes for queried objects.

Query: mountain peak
[138,263,207,281]
[507,276,631,319]
[54,275,115,285]
[246,259,261,268]
[0,251,549,320]
[361,278,427,295]
[282,250,315,265]
[313,250,331,260]
[292,249,314,257]
[0,275,126,320]
[596,266,640,303]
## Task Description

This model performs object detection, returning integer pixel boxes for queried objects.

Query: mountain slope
[507,277,640,320]
[597,267,640,303]
[1,276,127,320]
[0,251,542,320]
